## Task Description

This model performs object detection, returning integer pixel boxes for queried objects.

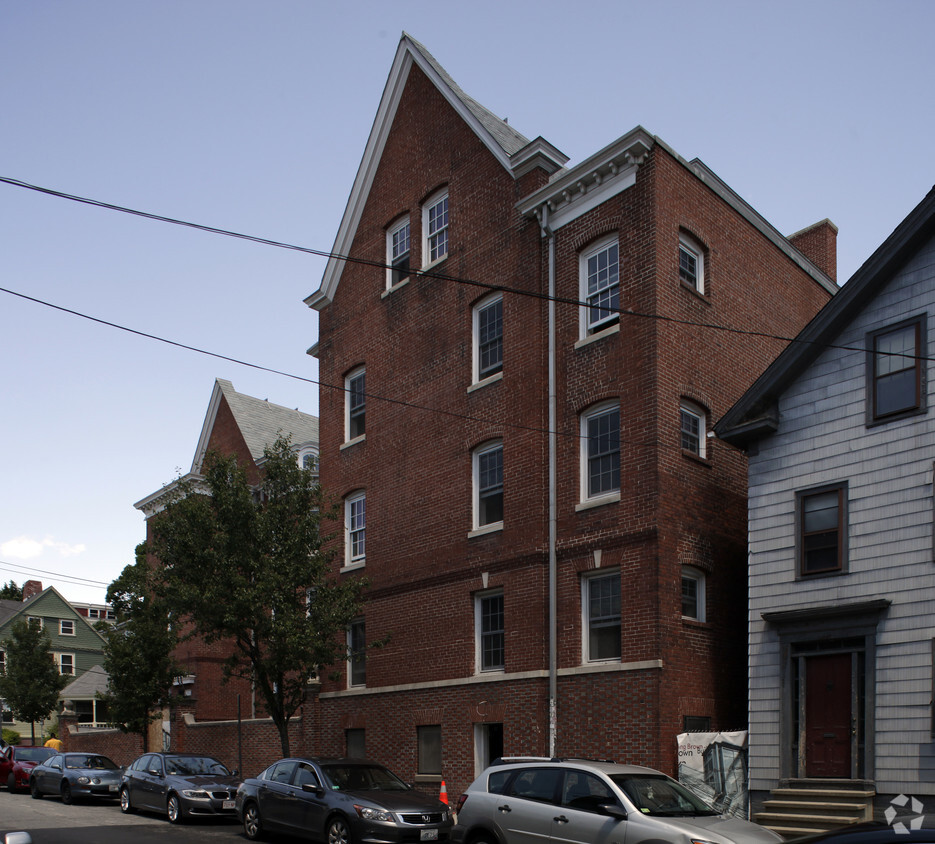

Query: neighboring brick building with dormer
[301,33,841,795]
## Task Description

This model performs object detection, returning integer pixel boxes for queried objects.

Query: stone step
[756,812,861,826]
[770,788,876,800]
[762,800,867,813]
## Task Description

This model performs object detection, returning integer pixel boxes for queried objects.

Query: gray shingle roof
[60,664,109,699]
[215,379,319,461]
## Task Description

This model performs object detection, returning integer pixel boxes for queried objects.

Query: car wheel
[120,786,136,814]
[7,773,16,792]
[61,781,74,805]
[327,816,352,844]
[167,793,184,824]
[30,779,42,799]
[243,801,263,841]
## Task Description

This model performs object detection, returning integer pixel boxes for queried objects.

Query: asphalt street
[0,788,252,843]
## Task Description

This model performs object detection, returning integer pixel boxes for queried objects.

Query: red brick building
[134,378,319,726]
[303,34,837,794]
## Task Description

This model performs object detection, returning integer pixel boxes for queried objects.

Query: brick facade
[304,37,838,800]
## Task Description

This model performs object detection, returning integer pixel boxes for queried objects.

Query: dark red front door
[805,653,852,777]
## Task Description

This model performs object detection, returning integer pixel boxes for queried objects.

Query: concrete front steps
[755,780,875,839]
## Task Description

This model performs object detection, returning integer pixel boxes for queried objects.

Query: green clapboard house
[0,584,107,739]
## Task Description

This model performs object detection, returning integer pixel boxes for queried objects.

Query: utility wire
[0,559,111,589]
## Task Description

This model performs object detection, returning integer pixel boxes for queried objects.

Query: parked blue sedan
[29,752,122,803]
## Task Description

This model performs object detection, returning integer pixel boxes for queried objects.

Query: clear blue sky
[1,0,932,604]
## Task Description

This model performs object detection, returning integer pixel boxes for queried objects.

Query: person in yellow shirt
[43,731,63,751]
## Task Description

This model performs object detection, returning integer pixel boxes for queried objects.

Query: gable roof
[191,378,319,474]
[305,32,567,311]
[60,664,109,700]
[715,185,935,448]
[0,586,106,644]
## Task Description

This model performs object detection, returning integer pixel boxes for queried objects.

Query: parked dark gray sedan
[236,757,452,843]
[119,752,240,824]
[29,752,122,803]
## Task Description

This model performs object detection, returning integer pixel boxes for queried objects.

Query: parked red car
[1,746,57,792]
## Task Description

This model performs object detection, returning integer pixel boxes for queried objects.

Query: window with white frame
[345,492,366,566]
[583,571,621,662]
[473,441,503,530]
[347,618,366,687]
[681,567,706,621]
[581,237,620,335]
[345,367,366,441]
[680,400,707,458]
[473,293,503,383]
[581,403,620,501]
[57,653,75,675]
[476,591,504,672]
[679,233,705,294]
[387,216,411,289]
[27,616,42,630]
[0,650,5,674]
[423,189,449,266]
[300,448,319,483]
[60,619,75,636]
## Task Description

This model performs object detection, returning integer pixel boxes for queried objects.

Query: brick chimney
[22,580,43,601]
[788,219,838,284]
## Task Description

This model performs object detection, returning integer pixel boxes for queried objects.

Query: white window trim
[680,399,707,459]
[473,293,504,385]
[581,570,621,664]
[473,440,504,532]
[344,367,366,444]
[475,590,505,674]
[579,235,620,339]
[386,215,411,291]
[682,566,707,622]
[422,188,449,268]
[679,233,705,295]
[60,619,76,636]
[345,491,366,568]
[56,652,75,675]
[579,402,621,504]
[27,616,43,629]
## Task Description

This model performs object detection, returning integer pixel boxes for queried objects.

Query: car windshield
[15,747,55,763]
[610,774,718,817]
[165,756,230,776]
[66,755,119,770]
[321,763,410,792]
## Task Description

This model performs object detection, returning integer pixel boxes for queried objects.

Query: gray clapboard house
[716,186,935,831]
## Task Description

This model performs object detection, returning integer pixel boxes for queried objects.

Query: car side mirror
[598,803,627,820]
[302,783,324,796]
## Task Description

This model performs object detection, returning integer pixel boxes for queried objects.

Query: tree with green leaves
[0,618,69,745]
[150,435,368,757]
[0,580,23,601]
[98,543,181,751]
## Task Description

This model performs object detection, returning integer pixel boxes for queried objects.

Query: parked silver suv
[453,758,781,844]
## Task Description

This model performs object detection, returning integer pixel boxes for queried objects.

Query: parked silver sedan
[29,752,122,803]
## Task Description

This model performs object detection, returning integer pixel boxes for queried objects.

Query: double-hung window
[474,441,503,529]
[347,618,366,687]
[581,237,620,335]
[869,318,925,422]
[345,492,366,566]
[583,571,621,662]
[474,294,503,382]
[387,217,411,289]
[58,653,75,675]
[345,367,366,441]
[423,190,449,265]
[681,567,706,621]
[581,404,620,501]
[679,233,705,294]
[680,400,707,458]
[60,619,75,636]
[798,485,846,575]
[476,591,504,672]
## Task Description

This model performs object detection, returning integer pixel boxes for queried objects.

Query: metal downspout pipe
[542,206,558,757]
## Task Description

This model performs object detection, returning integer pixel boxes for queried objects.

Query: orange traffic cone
[439,780,449,805]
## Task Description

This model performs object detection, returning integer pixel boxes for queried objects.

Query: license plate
[109,784,118,792]
[223,800,236,810]
[421,831,438,841]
